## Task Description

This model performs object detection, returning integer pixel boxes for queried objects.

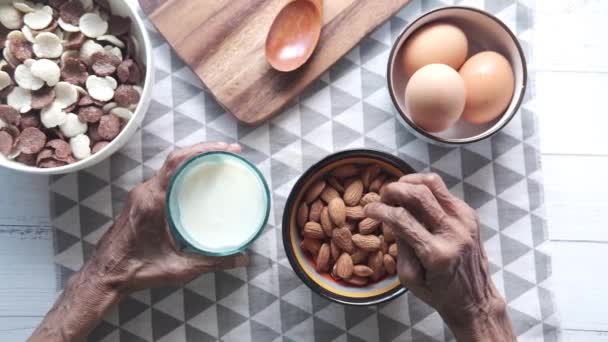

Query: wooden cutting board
[139,0,410,125]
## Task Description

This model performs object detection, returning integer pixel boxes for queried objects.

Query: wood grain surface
[139,0,409,125]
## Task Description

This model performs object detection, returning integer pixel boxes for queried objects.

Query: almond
[383,222,396,244]
[309,199,324,222]
[360,192,381,206]
[316,243,330,272]
[320,185,340,203]
[331,164,359,178]
[305,179,326,204]
[343,177,358,189]
[362,164,381,189]
[301,238,322,256]
[320,206,334,237]
[389,243,398,258]
[334,252,354,279]
[343,179,364,206]
[383,254,396,275]
[328,197,346,227]
[330,240,340,261]
[359,217,380,235]
[332,227,353,253]
[296,202,308,229]
[327,176,344,193]
[368,250,386,281]
[352,234,381,251]
[303,222,325,239]
[345,206,366,220]
[350,249,368,264]
[353,265,374,277]
[380,235,388,254]
[369,174,386,193]
[344,276,368,286]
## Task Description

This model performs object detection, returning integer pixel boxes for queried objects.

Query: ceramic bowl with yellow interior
[282,149,415,305]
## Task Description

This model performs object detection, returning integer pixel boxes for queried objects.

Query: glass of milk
[166,152,270,255]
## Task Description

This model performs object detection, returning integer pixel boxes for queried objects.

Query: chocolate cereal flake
[87,124,101,145]
[78,95,94,106]
[2,124,20,139]
[78,106,103,123]
[91,51,121,77]
[39,158,67,168]
[15,152,36,166]
[9,36,33,62]
[61,57,88,85]
[95,0,112,12]
[113,85,140,107]
[36,148,54,164]
[0,130,13,156]
[49,0,66,9]
[98,114,121,140]
[19,113,41,130]
[64,103,77,114]
[91,141,109,154]
[60,1,85,26]
[63,32,86,50]
[16,127,46,154]
[46,139,71,159]
[117,59,141,84]
[108,16,131,36]
[0,105,21,125]
[44,127,65,141]
[31,87,56,109]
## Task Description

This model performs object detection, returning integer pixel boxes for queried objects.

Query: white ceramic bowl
[387,6,527,146]
[0,0,154,174]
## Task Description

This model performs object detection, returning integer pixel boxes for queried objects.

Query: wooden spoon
[265,0,323,72]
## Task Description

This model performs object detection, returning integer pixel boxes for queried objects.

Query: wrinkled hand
[94,142,248,292]
[365,174,514,340]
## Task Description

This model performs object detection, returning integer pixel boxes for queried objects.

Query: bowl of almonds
[0,0,153,174]
[282,149,415,305]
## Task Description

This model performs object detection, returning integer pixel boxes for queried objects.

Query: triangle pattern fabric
[47,1,556,341]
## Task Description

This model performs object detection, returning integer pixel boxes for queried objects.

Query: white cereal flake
[33,32,63,58]
[70,134,91,160]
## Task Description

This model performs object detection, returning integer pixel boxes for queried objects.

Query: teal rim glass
[165,151,271,256]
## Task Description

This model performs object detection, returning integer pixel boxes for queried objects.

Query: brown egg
[459,51,515,124]
[401,22,468,78]
[405,64,466,133]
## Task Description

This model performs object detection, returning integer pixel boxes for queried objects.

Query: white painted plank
[551,241,608,331]
[0,169,51,227]
[0,227,57,317]
[543,155,608,242]
[536,72,608,155]
[535,0,608,72]
[0,317,41,342]
[562,330,608,341]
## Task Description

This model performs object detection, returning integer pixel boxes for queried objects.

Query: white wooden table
[2,1,608,340]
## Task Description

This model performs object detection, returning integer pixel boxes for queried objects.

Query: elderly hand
[30,142,248,342]
[365,173,515,342]
[94,141,248,291]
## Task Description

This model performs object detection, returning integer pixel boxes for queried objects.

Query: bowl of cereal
[0,0,153,174]
[282,149,415,305]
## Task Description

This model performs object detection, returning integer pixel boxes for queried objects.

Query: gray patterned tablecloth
[49,0,559,341]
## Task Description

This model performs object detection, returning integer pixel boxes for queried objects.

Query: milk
[175,155,267,253]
